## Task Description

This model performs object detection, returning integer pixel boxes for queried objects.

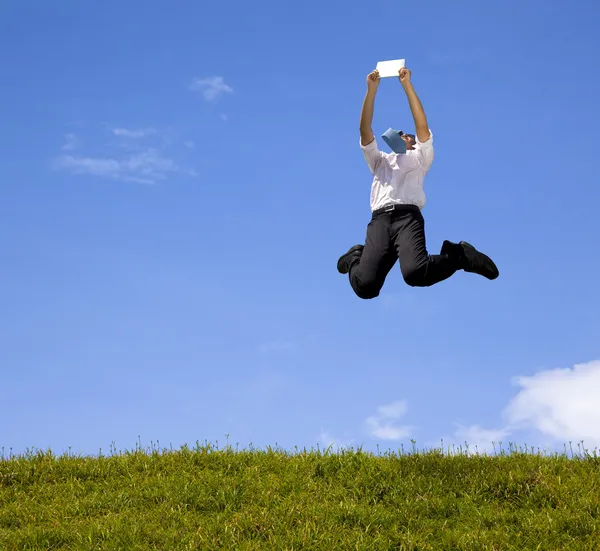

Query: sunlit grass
[1,439,599,549]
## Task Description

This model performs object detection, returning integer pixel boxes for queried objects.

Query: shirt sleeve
[415,129,433,172]
[412,129,434,171]
[360,136,386,174]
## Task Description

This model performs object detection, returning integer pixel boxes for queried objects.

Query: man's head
[401,133,416,150]
[381,128,415,154]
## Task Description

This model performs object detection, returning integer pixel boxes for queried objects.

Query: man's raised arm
[399,67,431,143]
[360,70,380,146]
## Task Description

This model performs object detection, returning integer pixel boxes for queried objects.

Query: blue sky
[1,0,599,458]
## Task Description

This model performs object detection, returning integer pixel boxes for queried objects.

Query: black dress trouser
[349,204,459,299]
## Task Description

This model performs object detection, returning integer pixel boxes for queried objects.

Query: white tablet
[375,59,406,78]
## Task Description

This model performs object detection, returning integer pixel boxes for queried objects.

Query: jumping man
[337,67,499,299]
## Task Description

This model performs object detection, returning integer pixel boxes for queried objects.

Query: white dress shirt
[360,129,434,212]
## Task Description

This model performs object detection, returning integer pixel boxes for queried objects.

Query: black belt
[372,203,419,216]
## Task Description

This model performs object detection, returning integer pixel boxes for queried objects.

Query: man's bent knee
[402,264,430,287]
[353,284,381,299]
[350,274,383,299]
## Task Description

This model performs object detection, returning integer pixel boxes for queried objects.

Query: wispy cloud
[112,127,157,138]
[61,133,80,151]
[317,431,355,451]
[53,124,196,185]
[190,76,233,102]
[53,149,180,185]
[184,140,195,149]
[446,424,512,455]
[365,399,414,441]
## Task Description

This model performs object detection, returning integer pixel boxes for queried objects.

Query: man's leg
[390,208,499,286]
[337,214,397,299]
[391,208,461,287]
[441,240,499,280]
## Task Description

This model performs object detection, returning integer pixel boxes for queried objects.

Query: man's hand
[398,67,411,86]
[366,70,380,92]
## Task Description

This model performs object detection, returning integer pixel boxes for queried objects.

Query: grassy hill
[1,440,599,550]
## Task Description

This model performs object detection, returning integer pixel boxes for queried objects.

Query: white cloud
[54,123,197,185]
[61,133,80,151]
[318,431,354,451]
[112,127,157,138]
[502,359,600,449]
[310,359,600,456]
[190,76,233,102]
[54,155,124,179]
[433,358,600,456]
[449,424,512,455]
[54,148,180,185]
[377,400,408,419]
[365,399,414,441]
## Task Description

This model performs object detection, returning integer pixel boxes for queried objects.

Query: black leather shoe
[337,245,364,274]
[441,240,463,261]
[441,240,499,280]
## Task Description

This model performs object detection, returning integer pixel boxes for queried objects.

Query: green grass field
[1,440,599,550]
